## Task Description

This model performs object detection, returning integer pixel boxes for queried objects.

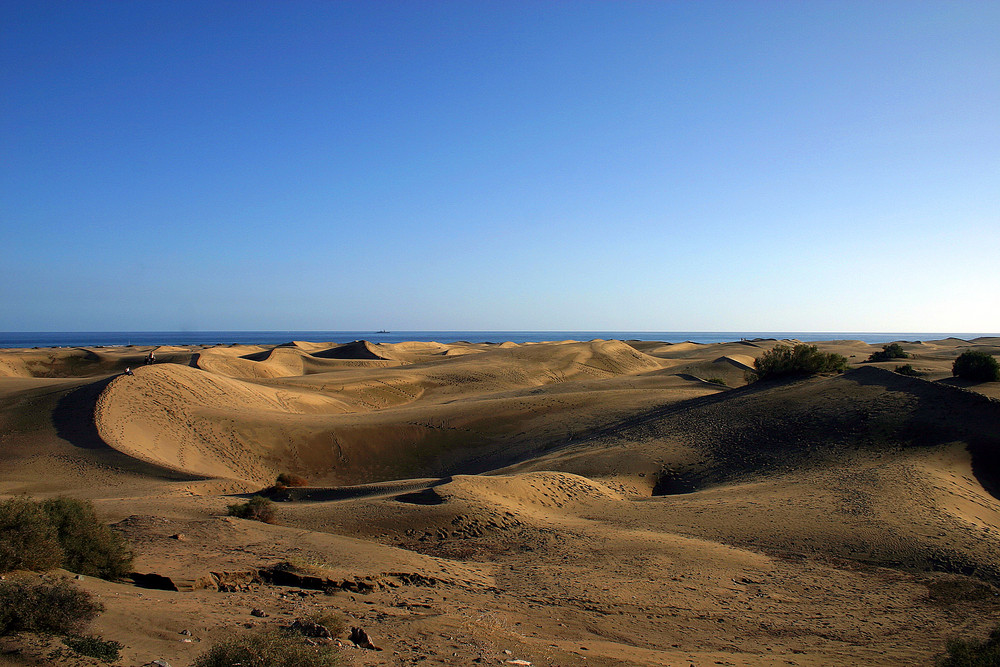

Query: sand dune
[2,337,1000,666]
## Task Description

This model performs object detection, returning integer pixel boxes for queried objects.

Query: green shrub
[939,625,1000,666]
[0,577,103,636]
[868,343,910,362]
[276,473,309,488]
[63,634,123,662]
[894,363,924,377]
[750,344,847,381]
[952,351,1000,382]
[193,629,339,667]
[227,496,276,523]
[41,497,133,579]
[0,497,64,572]
[705,377,727,386]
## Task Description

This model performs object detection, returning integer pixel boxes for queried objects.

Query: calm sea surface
[0,331,993,349]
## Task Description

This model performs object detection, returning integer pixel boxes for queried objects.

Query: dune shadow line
[52,377,114,449]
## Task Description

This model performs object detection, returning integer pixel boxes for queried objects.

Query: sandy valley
[2,336,1000,666]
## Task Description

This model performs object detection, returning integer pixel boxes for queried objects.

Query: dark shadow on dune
[52,377,115,449]
[52,376,208,481]
[312,340,388,360]
[395,487,445,505]
[844,366,1000,500]
[266,477,454,502]
[450,379,779,477]
[651,470,703,496]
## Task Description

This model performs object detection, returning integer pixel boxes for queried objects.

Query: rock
[349,626,382,651]
[250,608,268,617]
[150,661,172,667]
[179,629,191,636]
[289,618,332,638]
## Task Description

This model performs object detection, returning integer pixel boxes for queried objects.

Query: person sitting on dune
[124,367,133,376]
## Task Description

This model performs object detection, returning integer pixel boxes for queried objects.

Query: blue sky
[2,1,998,332]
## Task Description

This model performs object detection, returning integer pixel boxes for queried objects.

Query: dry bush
[306,609,345,637]
[0,497,64,573]
[939,626,1000,666]
[0,577,103,636]
[63,634,123,662]
[41,497,133,579]
[193,629,338,667]
[276,473,309,487]
[227,496,277,523]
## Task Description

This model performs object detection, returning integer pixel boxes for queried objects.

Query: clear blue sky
[2,1,998,332]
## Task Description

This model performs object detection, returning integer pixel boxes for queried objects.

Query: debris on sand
[349,626,382,650]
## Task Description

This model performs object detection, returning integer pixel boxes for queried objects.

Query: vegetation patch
[952,350,1000,382]
[894,363,925,377]
[227,496,277,523]
[41,497,133,579]
[0,577,103,636]
[0,497,64,573]
[939,626,1000,666]
[276,472,310,488]
[0,496,132,579]
[63,634,123,662]
[193,629,339,667]
[868,343,910,362]
[749,344,847,382]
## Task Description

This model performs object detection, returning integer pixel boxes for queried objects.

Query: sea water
[0,331,992,349]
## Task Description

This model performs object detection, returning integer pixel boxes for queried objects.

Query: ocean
[0,331,992,349]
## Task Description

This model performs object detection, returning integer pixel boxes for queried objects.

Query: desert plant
[894,363,924,377]
[705,377,727,386]
[952,351,1000,382]
[0,577,103,636]
[227,496,276,523]
[63,634,123,662]
[276,473,309,488]
[939,625,1000,666]
[193,629,338,667]
[305,609,345,638]
[41,497,133,579]
[0,497,64,573]
[749,344,847,382]
[868,343,910,362]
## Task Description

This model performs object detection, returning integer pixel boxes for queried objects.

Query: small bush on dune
[952,350,1000,383]
[41,497,133,579]
[939,625,1000,666]
[0,577,103,636]
[63,634,123,662]
[749,344,847,382]
[0,497,64,572]
[894,363,924,377]
[227,496,276,523]
[868,343,910,362]
[305,609,345,638]
[276,473,309,488]
[193,629,338,667]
